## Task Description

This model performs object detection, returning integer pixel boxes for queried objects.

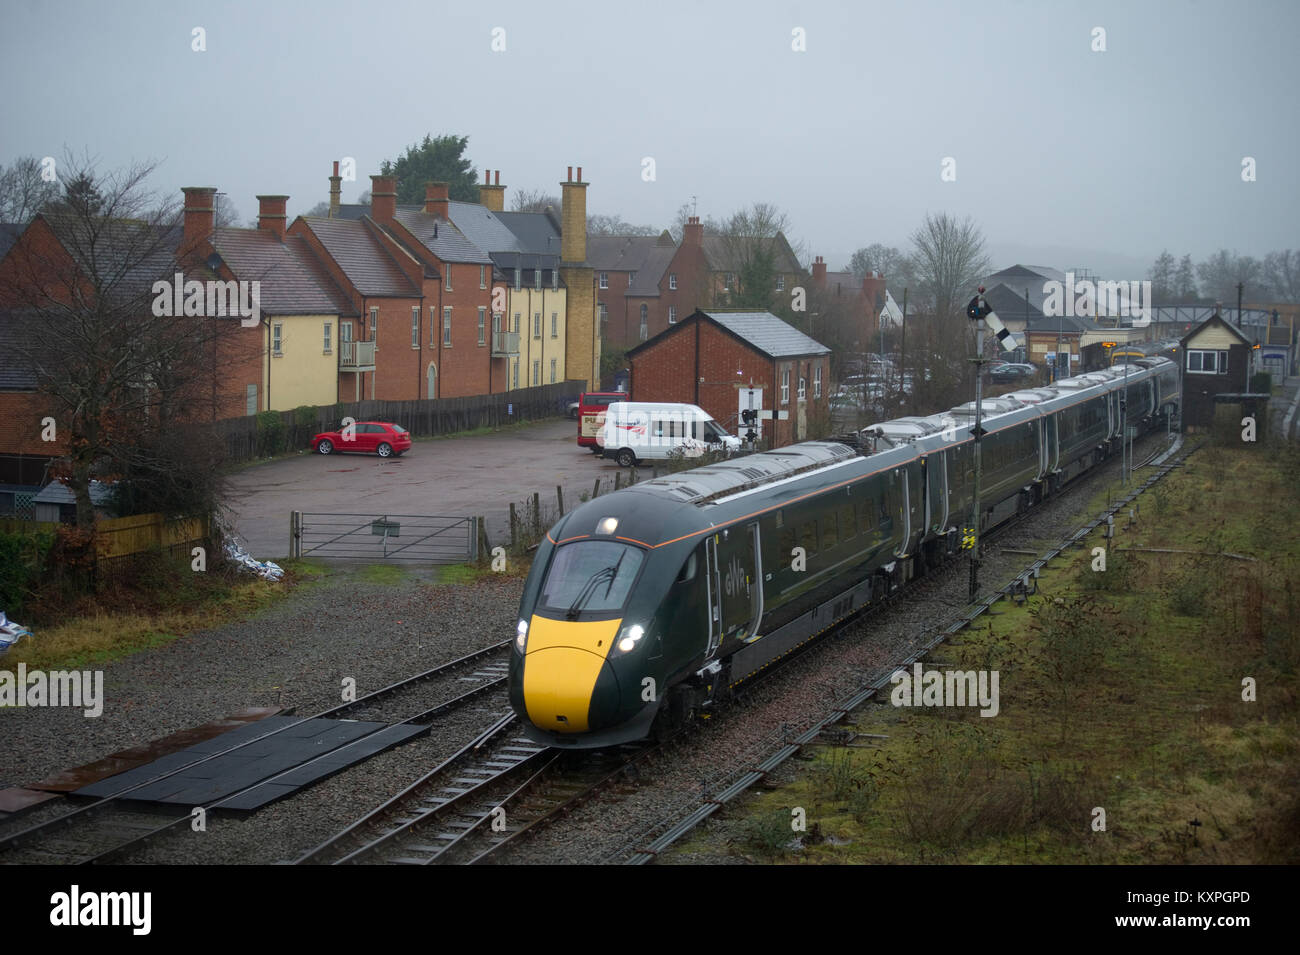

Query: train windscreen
[539,541,646,617]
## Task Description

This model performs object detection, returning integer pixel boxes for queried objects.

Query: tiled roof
[296,217,419,298]
[823,270,868,298]
[393,209,492,265]
[211,228,356,316]
[494,212,563,256]
[0,312,39,390]
[446,202,524,253]
[702,310,829,357]
[984,283,1046,321]
[630,242,676,296]
[40,215,193,300]
[701,233,801,275]
[33,479,115,505]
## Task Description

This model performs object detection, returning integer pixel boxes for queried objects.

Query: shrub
[256,410,285,456]
[0,529,56,617]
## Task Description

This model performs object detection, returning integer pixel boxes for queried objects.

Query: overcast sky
[2,0,1296,282]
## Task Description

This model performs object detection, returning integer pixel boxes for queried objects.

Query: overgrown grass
[2,553,311,672]
[671,440,1300,864]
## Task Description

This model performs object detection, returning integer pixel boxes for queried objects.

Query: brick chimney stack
[424,181,450,219]
[480,169,506,212]
[369,174,397,223]
[683,215,703,248]
[181,186,217,254]
[329,161,341,218]
[256,195,289,238]
[560,164,587,264]
[812,254,827,284]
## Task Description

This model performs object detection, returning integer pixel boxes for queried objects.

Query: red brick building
[809,256,887,353]
[590,232,677,348]
[627,309,831,448]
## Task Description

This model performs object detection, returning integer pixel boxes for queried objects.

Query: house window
[514,312,521,334]
[628,272,635,287]
[533,312,541,338]
[323,322,331,354]
[443,306,452,346]
[598,303,608,325]
[246,383,258,415]
[272,323,283,355]
[781,369,790,404]
[445,264,452,291]
[798,376,806,400]
[369,307,378,343]
[492,312,501,345]
[512,360,519,388]
[551,312,558,337]
[532,360,540,386]
[814,365,822,398]
[1187,349,1229,374]
[668,306,677,324]
[777,275,785,291]
[550,358,557,383]
[639,304,648,341]
[431,307,437,346]
[724,273,734,291]
[411,307,420,348]
[669,273,677,290]
[479,264,487,289]
[478,307,487,345]
[535,269,542,291]
[599,272,608,289]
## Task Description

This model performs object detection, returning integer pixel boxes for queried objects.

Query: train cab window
[675,551,697,583]
[538,541,646,616]
[799,521,818,556]
[821,513,838,550]
[838,504,856,540]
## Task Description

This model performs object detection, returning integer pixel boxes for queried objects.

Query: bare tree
[907,213,989,322]
[849,243,909,280]
[511,189,560,213]
[1197,250,1268,305]
[587,213,657,236]
[669,201,724,241]
[717,202,803,310]
[0,156,62,222]
[1262,250,1300,303]
[0,158,230,528]
[1148,250,1177,301]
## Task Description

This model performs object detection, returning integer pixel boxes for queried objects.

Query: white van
[597,402,741,467]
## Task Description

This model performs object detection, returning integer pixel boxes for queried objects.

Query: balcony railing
[339,339,376,370]
[491,331,520,356]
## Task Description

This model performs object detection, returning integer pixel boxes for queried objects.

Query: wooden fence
[216,380,582,464]
[0,512,210,580]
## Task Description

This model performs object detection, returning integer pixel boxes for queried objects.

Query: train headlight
[515,618,528,652]
[617,624,645,654]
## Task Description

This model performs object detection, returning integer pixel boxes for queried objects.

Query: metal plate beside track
[71,716,424,811]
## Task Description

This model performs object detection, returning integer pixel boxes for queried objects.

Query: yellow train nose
[522,616,621,734]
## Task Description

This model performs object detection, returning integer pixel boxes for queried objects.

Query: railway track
[0,641,513,864]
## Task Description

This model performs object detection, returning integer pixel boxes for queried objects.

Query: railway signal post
[965,288,1019,602]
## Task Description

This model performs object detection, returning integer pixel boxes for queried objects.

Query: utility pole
[1237,281,1244,329]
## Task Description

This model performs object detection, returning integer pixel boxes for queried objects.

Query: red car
[312,421,412,458]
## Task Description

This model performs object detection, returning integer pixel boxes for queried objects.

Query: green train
[508,357,1180,747]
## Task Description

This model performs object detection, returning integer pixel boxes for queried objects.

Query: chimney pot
[577,166,582,181]
[181,186,218,254]
[424,181,450,217]
[333,160,339,176]
[567,166,573,182]
[494,170,499,185]
[255,194,290,239]
[370,174,398,222]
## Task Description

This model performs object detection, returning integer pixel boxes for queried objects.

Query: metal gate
[290,512,478,563]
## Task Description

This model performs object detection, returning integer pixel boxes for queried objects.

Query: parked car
[989,363,1037,383]
[566,400,580,419]
[312,421,412,457]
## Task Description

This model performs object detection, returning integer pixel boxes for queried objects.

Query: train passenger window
[676,551,697,583]
[821,513,838,550]
[857,499,874,536]
[838,504,855,539]
[779,526,795,562]
[799,521,818,555]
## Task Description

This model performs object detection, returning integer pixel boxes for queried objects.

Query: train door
[708,523,763,653]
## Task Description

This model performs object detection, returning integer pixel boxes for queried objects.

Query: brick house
[808,255,887,356]
[1179,311,1253,430]
[589,232,677,348]
[626,309,831,448]
[0,314,60,486]
[204,195,356,411]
